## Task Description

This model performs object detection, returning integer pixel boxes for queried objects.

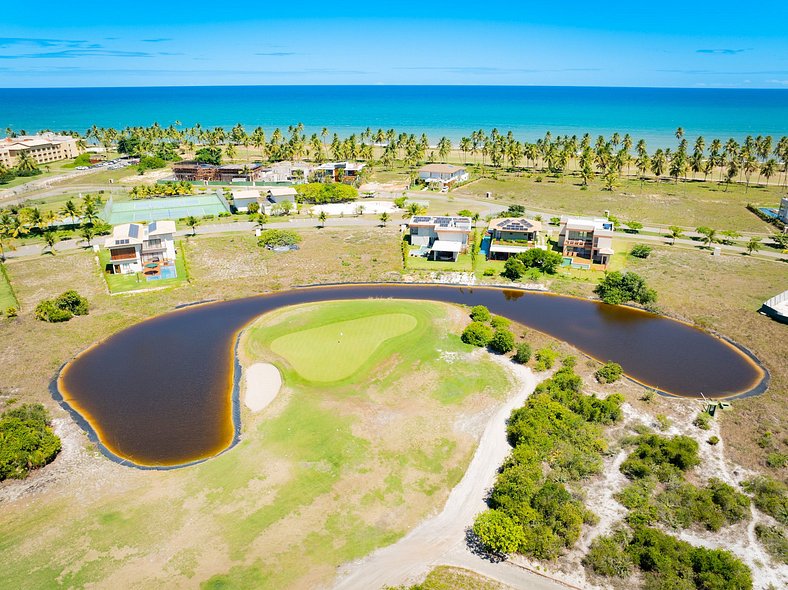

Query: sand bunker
[244,363,282,412]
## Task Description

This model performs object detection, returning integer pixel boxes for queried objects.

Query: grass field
[0,263,18,311]
[0,298,513,589]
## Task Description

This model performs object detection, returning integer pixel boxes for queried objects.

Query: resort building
[314,162,365,184]
[172,161,267,183]
[778,197,788,223]
[486,217,544,260]
[0,133,82,167]
[408,215,472,261]
[104,221,176,275]
[557,216,615,266]
[418,164,469,190]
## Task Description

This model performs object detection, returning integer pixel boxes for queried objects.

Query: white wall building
[557,216,615,265]
[778,197,788,223]
[104,221,177,275]
[408,215,472,261]
[418,164,469,189]
[232,189,261,212]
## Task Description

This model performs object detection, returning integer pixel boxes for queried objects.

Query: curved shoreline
[51,282,770,470]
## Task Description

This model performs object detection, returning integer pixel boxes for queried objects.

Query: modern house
[104,221,177,275]
[779,197,788,223]
[266,186,298,204]
[314,162,365,184]
[172,161,267,182]
[557,216,615,266]
[486,217,544,260]
[231,189,261,212]
[408,215,472,261]
[761,290,788,324]
[418,164,469,190]
[0,133,82,168]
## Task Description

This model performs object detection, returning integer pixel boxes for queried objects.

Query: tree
[489,329,515,354]
[472,509,525,555]
[594,271,657,306]
[318,210,328,228]
[667,225,684,244]
[502,256,526,281]
[80,225,95,247]
[14,151,40,175]
[195,146,222,165]
[513,342,532,364]
[461,322,494,347]
[695,226,717,248]
[42,230,57,254]
[257,229,301,248]
[623,221,643,234]
[595,362,623,384]
[253,212,269,232]
[379,212,390,227]
[60,199,81,223]
[746,237,761,255]
[630,244,652,258]
[403,201,427,219]
[469,305,491,322]
[185,216,200,235]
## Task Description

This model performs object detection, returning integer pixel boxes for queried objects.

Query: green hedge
[0,404,61,480]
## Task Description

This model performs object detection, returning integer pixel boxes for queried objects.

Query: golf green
[269,312,418,382]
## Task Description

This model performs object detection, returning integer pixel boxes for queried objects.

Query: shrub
[693,412,712,430]
[472,509,525,555]
[594,271,657,306]
[469,305,491,322]
[257,229,302,248]
[630,244,652,258]
[755,524,788,565]
[595,362,623,384]
[620,433,700,481]
[483,267,495,276]
[656,414,671,431]
[34,300,73,323]
[295,183,358,204]
[708,436,720,445]
[534,347,557,371]
[55,290,89,316]
[0,404,61,480]
[513,343,532,364]
[502,256,526,281]
[742,476,788,525]
[461,321,494,347]
[766,452,788,469]
[490,315,510,329]
[247,202,260,214]
[489,329,515,354]
[584,532,634,577]
[5,306,18,318]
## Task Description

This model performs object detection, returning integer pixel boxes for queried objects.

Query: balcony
[142,241,166,252]
[110,251,138,262]
[564,238,591,248]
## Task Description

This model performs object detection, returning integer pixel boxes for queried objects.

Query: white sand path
[332,359,571,590]
[244,363,282,413]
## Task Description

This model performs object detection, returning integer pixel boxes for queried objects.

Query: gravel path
[332,360,567,590]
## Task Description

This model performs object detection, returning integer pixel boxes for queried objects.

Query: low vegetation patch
[595,361,623,384]
[533,347,557,371]
[34,290,89,322]
[584,526,752,589]
[473,361,623,559]
[754,524,788,565]
[502,249,563,280]
[0,404,61,480]
[295,182,358,204]
[629,244,652,259]
[742,476,788,525]
[257,229,302,249]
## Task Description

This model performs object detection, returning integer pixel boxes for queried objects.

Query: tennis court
[102,194,231,225]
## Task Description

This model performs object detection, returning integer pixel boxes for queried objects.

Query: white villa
[408,215,472,261]
[104,221,177,275]
[231,187,299,213]
[486,217,545,260]
[315,162,365,184]
[418,164,469,190]
[557,216,615,266]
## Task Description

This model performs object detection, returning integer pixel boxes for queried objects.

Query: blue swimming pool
[146,265,177,281]
[480,236,491,258]
[759,207,779,219]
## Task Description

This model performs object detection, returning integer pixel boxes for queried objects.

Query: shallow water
[56,285,766,467]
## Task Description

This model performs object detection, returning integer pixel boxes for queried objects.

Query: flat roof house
[487,217,543,260]
[408,215,472,261]
[418,164,469,190]
[231,189,261,212]
[104,221,177,275]
[315,162,365,184]
[557,216,615,266]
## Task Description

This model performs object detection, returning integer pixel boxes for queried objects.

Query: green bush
[490,315,510,329]
[534,347,557,371]
[257,229,302,248]
[513,342,532,364]
[693,412,712,430]
[489,329,515,354]
[0,404,61,480]
[246,202,260,214]
[630,244,652,258]
[295,182,358,204]
[742,476,788,525]
[5,306,18,318]
[595,361,623,384]
[708,436,720,445]
[584,531,634,577]
[34,300,73,323]
[620,433,700,481]
[55,290,89,316]
[766,452,788,469]
[483,267,495,276]
[469,305,491,322]
[594,271,657,306]
[461,321,494,347]
[656,414,671,431]
[754,524,788,564]
[472,509,525,555]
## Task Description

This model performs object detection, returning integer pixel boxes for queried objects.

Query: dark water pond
[56,285,767,468]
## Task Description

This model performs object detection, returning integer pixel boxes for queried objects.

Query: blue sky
[2,1,787,88]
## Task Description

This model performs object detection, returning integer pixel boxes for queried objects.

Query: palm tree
[667,225,684,245]
[185,216,200,236]
[253,213,268,232]
[60,200,81,224]
[379,212,390,227]
[403,202,427,219]
[696,227,717,248]
[318,210,328,228]
[746,237,761,255]
[80,225,95,247]
[15,151,39,174]
[42,230,57,255]
[760,159,777,186]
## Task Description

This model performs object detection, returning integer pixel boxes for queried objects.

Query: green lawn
[406,251,474,272]
[0,263,18,311]
[98,242,189,293]
[270,312,418,381]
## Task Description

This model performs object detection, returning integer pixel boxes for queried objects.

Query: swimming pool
[147,265,177,281]
[480,236,491,258]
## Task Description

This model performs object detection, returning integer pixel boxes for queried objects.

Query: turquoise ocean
[1,86,787,147]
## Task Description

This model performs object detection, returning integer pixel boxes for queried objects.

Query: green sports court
[102,194,231,225]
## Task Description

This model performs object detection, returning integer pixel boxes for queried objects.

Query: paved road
[332,362,569,590]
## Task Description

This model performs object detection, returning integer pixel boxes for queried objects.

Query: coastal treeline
[7,123,788,189]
